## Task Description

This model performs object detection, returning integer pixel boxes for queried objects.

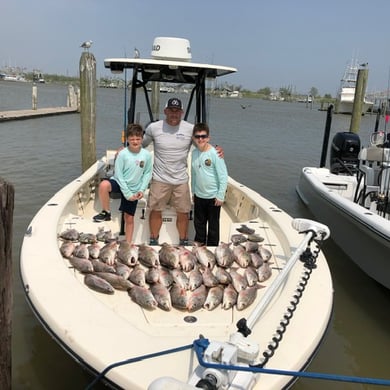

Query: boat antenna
[384,66,390,136]
[122,48,128,146]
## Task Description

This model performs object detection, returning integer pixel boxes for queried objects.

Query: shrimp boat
[20,37,333,389]
[296,110,390,289]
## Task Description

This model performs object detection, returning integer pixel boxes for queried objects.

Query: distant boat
[2,74,27,82]
[220,89,242,98]
[335,60,373,114]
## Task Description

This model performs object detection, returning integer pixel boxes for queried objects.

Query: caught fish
[250,252,264,268]
[117,241,139,266]
[170,284,188,311]
[245,266,259,287]
[237,286,260,311]
[258,261,272,282]
[247,233,264,243]
[158,266,175,288]
[59,240,76,258]
[129,286,157,310]
[258,246,272,262]
[91,259,116,273]
[84,274,115,294]
[79,232,97,244]
[242,241,259,253]
[236,224,255,235]
[229,268,248,292]
[214,266,233,285]
[150,283,172,311]
[222,284,238,310]
[201,267,219,288]
[73,243,89,259]
[99,241,118,265]
[96,227,114,242]
[59,228,79,242]
[115,262,132,279]
[233,245,251,268]
[159,243,180,269]
[129,265,146,287]
[170,269,190,290]
[93,272,133,290]
[188,267,203,291]
[138,244,160,268]
[204,286,224,311]
[88,242,101,259]
[230,234,247,245]
[69,256,94,273]
[214,242,235,268]
[192,243,216,269]
[187,284,207,312]
[145,267,161,284]
[177,246,196,272]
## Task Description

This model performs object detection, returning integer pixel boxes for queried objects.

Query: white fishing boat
[335,60,373,114]
[20,37,333,389]
[297,118,390,289]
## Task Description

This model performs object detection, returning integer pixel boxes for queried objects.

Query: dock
[0,107,78,122]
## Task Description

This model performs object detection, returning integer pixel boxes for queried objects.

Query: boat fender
[148,376,198,390]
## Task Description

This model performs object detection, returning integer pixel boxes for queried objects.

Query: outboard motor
[330,132,361,174]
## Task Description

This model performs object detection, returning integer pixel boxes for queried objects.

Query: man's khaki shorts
[148,180,191,213]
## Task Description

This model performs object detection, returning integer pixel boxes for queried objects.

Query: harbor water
[1,81,390,390]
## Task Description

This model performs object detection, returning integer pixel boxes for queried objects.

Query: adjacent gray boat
[297,128,390,289]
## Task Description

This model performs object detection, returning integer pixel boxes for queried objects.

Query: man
[143,98,193,245]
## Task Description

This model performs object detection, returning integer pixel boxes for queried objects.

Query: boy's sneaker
[93,210,111,222]
[179,238,189,246]
[149,237,159,246]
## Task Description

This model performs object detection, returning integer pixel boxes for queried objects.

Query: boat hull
[20,155,333,389]
[297,167,390,289]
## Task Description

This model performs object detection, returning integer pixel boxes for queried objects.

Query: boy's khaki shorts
[148,180,191,213]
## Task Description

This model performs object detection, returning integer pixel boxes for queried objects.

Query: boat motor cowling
[330,132,361,174]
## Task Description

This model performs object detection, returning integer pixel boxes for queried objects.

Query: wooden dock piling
[350,67,369,134]
[0,178,14,390]
[79,51,97,172]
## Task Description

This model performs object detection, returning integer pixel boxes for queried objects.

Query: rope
[85,336,390,388]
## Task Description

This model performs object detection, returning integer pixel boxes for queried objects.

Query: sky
[2,0,390,96]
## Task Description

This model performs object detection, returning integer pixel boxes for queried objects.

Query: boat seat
[359,146,386,162]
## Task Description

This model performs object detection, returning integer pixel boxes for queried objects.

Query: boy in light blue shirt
[94,123,152,243]
[191,123,228,246]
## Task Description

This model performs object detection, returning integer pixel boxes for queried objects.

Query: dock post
[0,178,14,390]
[320,104,333,167]
[350,67,369,134]
[32,84,37,110]
[79,52,97,172]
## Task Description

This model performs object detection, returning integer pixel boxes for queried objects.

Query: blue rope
[85,338,390,388]
[193,338,390,386]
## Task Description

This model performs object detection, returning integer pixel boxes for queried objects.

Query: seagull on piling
[80,40,93,51]
[134,47,140,58]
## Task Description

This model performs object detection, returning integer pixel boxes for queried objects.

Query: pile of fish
[58,225,273,312]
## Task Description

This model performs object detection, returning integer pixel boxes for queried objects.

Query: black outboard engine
[330,132,361,174]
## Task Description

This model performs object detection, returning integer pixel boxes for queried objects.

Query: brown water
[1,81,390,389]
